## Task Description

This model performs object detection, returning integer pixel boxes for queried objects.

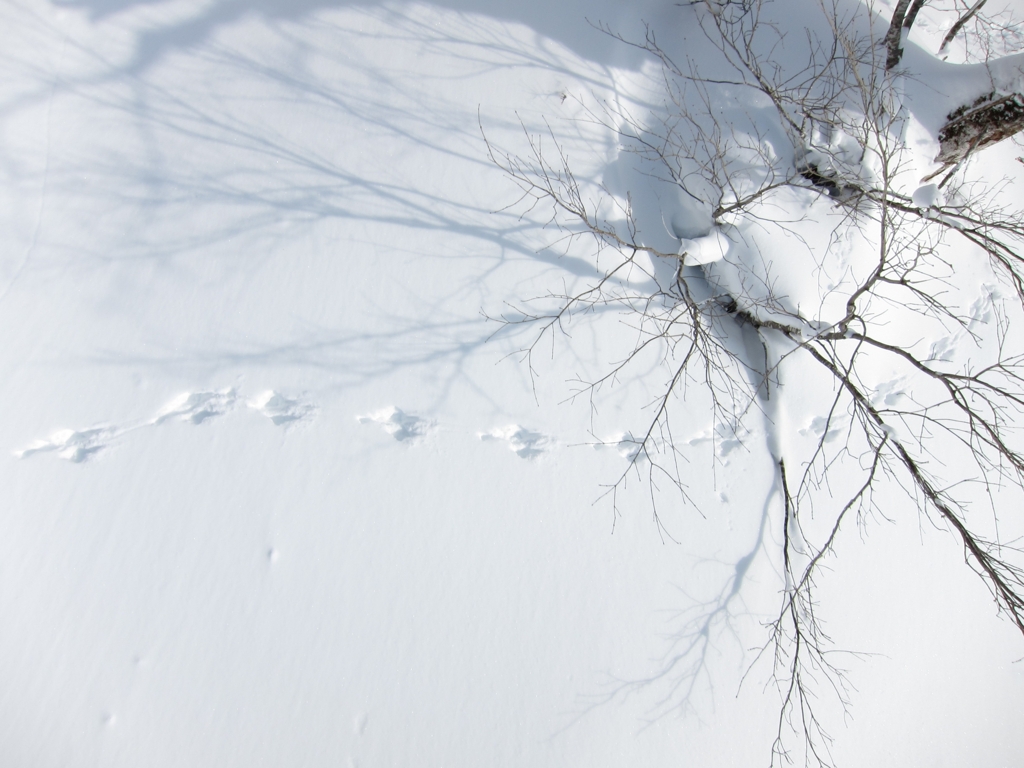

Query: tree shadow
[559,478,775,731]
[5,3,664,408]
[47,0,675,76]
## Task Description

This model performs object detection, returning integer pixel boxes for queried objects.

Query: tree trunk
[885,0,928,70]
[881,1,1024,176]
[934,92,1024,169]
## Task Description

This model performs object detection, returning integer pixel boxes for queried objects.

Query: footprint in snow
[16,386,311,463]
[596,432,646,462]
[480,425,551,459]
[358,407,433,441]
[248,391,315,426]
[686,422,749,457]
[919,286,1002,365]
[799,415,846,443]
[870,378,907,408]
[16,426,116,463]
[967,283,1001,331]
[152,389,236,425]
[927,335,958,364]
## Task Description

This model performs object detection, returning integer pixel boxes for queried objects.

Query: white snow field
[2,0,1024,766]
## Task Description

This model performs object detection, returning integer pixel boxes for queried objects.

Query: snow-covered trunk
[934,91,1024,170]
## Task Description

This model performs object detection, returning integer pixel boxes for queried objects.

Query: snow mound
[678,228,731,265]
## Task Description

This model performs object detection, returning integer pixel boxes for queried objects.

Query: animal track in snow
[968,283,1002,331]
[152,389,236,425]
[247,391,315,426]
[924,284,1004,365]
[686,422,750,457]
[16,426,117,463]
[927,335,958,364]
[870,378,907,408]
[358,407,433,441]
[595,431,646,462]
[353,407,642,463]
[479,425,552,459]
[16,386,317,463]
[799,415,846,443]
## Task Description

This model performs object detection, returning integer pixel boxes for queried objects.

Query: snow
[678,228,730,265]
[2,1,1024,766]
[912,182,941,208]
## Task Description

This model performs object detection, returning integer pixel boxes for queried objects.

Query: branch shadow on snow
[47,0,663,77]
[4,4,659,411]
[564,485,775,730]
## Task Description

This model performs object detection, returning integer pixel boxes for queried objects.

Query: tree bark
[937,92,1024,164]
[885,0,928,70]
[926,92,1024,180]
[938,0,988,55]
[885,0,914,70]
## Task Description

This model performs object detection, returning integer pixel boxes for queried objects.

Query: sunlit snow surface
[1,1,1023,766]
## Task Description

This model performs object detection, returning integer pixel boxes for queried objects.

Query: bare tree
[485,0,1024,765]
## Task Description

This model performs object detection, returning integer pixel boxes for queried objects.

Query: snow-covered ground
[2,1,1023,765]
